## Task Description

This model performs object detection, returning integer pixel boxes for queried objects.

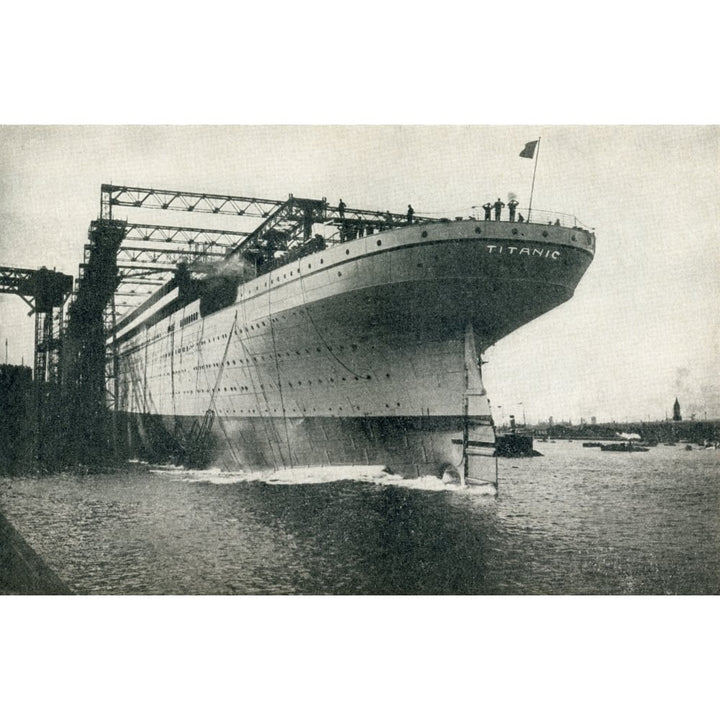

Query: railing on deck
[516,208,593,230]
[412,207,594,232]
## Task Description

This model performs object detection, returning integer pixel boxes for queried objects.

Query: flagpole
[527,136,541,223]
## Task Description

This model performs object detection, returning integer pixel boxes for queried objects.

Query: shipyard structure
[12,185,596,483]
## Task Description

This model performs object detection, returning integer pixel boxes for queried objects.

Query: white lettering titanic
[486,245,561,259]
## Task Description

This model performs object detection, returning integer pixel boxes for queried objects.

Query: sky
[1,125,718,423]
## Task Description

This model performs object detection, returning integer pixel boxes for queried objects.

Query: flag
[519,140,538,159]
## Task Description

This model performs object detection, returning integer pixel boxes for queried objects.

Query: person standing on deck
[493,198,505,220]
[508,198,518,222]
[483,202,492,220]
[338,199,346,219]
[407,205,414,225]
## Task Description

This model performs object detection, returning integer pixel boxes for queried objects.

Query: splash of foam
[148,464,497,494]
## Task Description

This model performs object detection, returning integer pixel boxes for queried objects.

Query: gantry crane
[0,265,73,383]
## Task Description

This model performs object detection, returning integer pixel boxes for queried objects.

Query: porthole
[345,249,350,255]
[376,239,382,246]
[421,230,428,238]
[512,228,518,235]
[542,231,548,237]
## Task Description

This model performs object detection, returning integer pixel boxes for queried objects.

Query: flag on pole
[519,140,538,159]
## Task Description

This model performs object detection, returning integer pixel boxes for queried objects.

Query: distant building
[590,416,596,425]
[548,416,554,426]
[673,398,682,422]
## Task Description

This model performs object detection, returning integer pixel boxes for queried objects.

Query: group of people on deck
[482,198,523,223]
[334,199,416,243]
[338,199,415,226]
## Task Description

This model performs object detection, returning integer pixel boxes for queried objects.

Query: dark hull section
[118,411,473,479]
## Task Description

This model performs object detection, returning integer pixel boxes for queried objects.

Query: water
[1,442,718,594]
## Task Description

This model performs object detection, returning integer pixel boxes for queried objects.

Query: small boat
[600,442,649,452]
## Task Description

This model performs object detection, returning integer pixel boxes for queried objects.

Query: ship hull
[110,219,595,477]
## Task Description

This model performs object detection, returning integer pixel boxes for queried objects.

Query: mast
[527,136,541,223]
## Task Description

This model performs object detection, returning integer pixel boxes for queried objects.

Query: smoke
[191,253,252,279]
[507,192,518,202]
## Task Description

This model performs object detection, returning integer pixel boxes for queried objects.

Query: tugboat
[495,416,542,457]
